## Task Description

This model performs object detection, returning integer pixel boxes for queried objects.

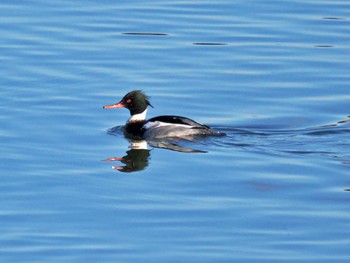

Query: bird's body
[103,90,224,139]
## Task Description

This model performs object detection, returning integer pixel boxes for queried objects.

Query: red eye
[126,99,131,103]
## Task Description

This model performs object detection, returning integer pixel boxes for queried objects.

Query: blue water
[1,0,350,262]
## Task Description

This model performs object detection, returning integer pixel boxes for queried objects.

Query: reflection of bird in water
[104,149,151,173]
[103,140,150,173]
[103,90,225,140]
[103,139,206,173]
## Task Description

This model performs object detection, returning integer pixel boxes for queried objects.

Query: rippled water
[1,0,350,262]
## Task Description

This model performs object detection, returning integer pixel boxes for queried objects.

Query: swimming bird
[103,90,224,139]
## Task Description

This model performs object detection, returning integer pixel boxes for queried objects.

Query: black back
[147,115,210,129]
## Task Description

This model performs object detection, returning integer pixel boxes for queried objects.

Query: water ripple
[1,0,350,261]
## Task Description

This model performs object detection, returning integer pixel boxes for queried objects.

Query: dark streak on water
[314,45,333,48]
[193,42,228,46]
[323,17,347,20]
[123,32,169,36]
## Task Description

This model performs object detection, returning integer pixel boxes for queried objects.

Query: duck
[103,90,224,139]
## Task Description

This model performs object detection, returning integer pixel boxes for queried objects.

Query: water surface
[1,0,350,262]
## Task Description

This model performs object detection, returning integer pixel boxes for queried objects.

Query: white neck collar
[128,109,148,122]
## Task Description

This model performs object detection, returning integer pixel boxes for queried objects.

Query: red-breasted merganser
[103,90,224,139]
